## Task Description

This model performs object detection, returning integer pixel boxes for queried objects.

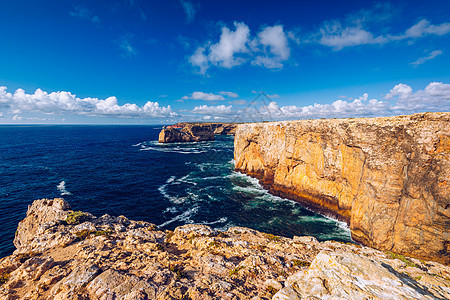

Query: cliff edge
[1,198,449,299]
[234,112,450,264]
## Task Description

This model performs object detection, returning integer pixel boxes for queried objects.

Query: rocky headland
[158,123,238,143]
[234,112,450,264]
[1,198,450,299]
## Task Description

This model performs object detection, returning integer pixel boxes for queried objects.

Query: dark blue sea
[0,125,352,258]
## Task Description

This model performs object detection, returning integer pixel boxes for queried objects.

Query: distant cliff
[234,112,450,264]
[1,198,449,299]
[159,123,238,143]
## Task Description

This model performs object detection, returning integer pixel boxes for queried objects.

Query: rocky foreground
[234,112,450,264]
[1,199,450,299]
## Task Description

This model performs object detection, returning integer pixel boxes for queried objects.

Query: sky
[0,0,449,124]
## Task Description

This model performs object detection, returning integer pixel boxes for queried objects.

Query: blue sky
[0,0,449,124]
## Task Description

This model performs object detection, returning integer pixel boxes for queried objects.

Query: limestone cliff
[158,124,215,143]
[159,123,238,143]
[1,198,449,299]
[234,112,450,264]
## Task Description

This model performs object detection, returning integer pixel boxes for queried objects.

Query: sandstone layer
[234,112,450,264]
[1,198,450,299]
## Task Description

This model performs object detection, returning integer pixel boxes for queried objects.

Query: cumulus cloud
[192,104,233,115]
[208,22,250,68]
[189,23,291,73]
[253,25,290,69]
[385,82,450,112]
[0,86,175,119]
[237,82,450,121]
[182,92,225,101]
[410,50,443,66]
[180,0,199,23]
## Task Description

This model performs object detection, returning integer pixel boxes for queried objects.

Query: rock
[1,198,449,299]
[158,124,215,143]
[13,198,71,249]
[274,250,450,299]
[234,112,450,264]
[158,122,240,143]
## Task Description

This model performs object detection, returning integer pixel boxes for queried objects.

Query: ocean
[0,125,352,258]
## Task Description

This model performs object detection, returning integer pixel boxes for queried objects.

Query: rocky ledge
[234,112,450,264]
[158,123,238,143]
[1,198,450,299]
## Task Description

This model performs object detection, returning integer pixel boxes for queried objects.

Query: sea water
[0,125,352,258]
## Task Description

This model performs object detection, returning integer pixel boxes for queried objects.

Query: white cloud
[386,82,450,112]
[208,22,250,68]
[258,25,290,59]
[253,25,290,69]
[219,91,239,98]
[180,0,198,23]
[319,21,386,50]
[182,91,225,101]
[404,20,450,38]
[0,86,176,119]
[189,46,209,74]
[239,82,450,121]
[189,22,291,73]
[0,112,3,118]
[410,50,443,66]
[318,17,450,50]
[192,104,233,115]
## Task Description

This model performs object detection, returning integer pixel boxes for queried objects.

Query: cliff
[158,124,215,143]
[159,123,238,143]
[234,112,450,264]
[1,198,449,299]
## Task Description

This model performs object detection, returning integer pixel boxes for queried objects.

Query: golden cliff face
[234,112,450,264]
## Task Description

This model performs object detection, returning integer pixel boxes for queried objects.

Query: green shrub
[66,211,90,225]
[229,266,244,276]
[169,265,186,279]
[387,252,416,267]
[165,231,174,242]
[75,229,94,240]
[267,286,279,295]
[293,260,311,267]
[265,233,280,241]
[0,269,10,285]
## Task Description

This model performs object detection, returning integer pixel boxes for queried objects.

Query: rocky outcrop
[159,123,239,143]
[1,198,449,299]
[234,112,450,264]
[158,124,215,143]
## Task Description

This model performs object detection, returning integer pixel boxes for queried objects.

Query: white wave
[163,206,178,214]
[197,217,228,226]
[57,181,72,196]
[230,171,352,238]
[158,206,198,228]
